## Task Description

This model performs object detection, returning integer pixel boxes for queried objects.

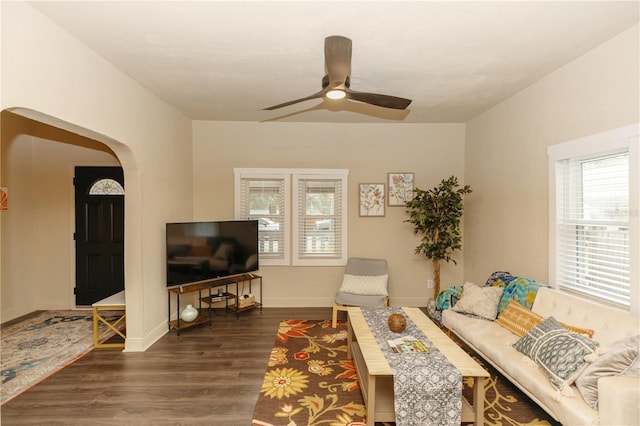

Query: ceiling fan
[263,35,412,111]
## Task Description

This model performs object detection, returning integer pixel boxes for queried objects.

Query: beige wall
[464,24,640,286]
[192,121,467,306]
[1,113,36,320]
[1,112,119,320]
[1,2,193,351]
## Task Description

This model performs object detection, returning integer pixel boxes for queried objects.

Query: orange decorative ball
[388,313,407,333]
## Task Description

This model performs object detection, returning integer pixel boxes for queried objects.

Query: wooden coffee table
[347,307,489,425]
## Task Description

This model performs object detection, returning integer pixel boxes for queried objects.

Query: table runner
[361,307,462,426]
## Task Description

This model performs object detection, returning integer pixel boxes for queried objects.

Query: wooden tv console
[167,273,262,335]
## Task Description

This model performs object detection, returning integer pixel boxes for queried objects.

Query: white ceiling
[29,1,639,124]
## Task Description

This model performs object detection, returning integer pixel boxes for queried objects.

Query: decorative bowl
[388,313,407,333]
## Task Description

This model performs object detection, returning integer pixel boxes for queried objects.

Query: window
[237,175,287,263]
[234,168,348,266]
[89,178,124,195]
[293,172,347,265]
[548,124,639,313]
[235,171,289,265]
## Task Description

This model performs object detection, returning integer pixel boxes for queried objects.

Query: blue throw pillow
[497,277,547,314]
[431,285,463,324]
[436,285,463,311]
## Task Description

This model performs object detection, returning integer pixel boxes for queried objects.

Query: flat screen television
[166,220,259,288]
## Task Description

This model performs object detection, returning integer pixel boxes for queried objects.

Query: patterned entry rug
[1,310,123,405]
[252,319,560,426]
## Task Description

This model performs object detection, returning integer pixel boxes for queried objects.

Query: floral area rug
[252,319,560,426]
[252,319,365,426]
[1,310,123,405]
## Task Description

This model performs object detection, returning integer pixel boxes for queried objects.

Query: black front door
[74,166,125,305]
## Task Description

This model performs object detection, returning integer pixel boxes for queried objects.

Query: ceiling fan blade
[263,35,411,115]
[324,36,351,87]
[262,90,325,110]
[346,89,412,110]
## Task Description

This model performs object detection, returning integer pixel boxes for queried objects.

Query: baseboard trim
[124,320,168,352]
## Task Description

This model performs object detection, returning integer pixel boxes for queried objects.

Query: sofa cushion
[451,282,503,320]
[513,316,600,394]
[334,292,387,306]
[598,375,640,425]
[575,335,640,409]
[339,274,388,296]
[497,300,595,338]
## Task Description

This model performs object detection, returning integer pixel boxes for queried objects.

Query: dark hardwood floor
[1,307,336,425]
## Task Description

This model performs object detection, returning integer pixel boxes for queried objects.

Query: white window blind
[555,151,630,307]
[237,175,287,263]
[235,168,348,267]
[296,178,343,260]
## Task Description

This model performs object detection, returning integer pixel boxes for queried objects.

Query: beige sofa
[442,287,640,425]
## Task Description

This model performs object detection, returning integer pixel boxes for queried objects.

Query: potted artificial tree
[405,176,472,298]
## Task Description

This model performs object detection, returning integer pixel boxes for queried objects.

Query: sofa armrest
[597,375,640,425]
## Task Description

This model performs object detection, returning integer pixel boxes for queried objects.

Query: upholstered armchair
[332,257,389,327]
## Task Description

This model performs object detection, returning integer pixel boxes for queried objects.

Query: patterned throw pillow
[451,282,504,320]
[496,300,544,337]
[496,300,595,338]
[339,274,388,296]
[485,271,516,287]
[496,277,547,315]
[432,285,463,324]
[513,316,600,393]
[435,285,463,311]
[560,322,595,339]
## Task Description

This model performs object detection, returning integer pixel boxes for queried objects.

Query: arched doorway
[2,107,141,351]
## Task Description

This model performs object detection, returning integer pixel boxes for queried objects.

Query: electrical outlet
[427,280,434,289]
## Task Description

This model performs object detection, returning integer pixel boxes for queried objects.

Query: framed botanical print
[359,183,385,217]
[388,173,414,206]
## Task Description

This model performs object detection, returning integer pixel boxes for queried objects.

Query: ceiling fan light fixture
[326,89,346,100]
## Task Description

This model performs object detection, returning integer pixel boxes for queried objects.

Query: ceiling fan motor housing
[321,75,350,89]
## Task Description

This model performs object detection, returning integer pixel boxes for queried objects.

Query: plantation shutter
[296,178,343,259]
[239,177,285,260]
[555,151,630,307]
